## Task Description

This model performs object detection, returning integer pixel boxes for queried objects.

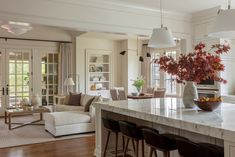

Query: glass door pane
[41,53,58,106]
[7,50,30,108]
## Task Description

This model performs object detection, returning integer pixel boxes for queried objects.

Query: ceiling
[102,0,230,13]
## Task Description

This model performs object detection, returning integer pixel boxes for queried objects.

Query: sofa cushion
[55,104,85,112]
[68,92,81,106]
[45,111,91,126]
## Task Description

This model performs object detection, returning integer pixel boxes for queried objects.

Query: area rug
[0,115,94,148]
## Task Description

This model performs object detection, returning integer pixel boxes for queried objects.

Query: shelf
[89,72,110,74]
[89,62,109,65]
[89,81,110,83]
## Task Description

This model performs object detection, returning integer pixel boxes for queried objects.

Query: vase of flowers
[132,76,145,95]
[153,42,230,108]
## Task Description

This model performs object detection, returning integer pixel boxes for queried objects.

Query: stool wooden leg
[149,148,153,157]
[141,140,144,157]
[103,131,111,157]
[153,150,157,157]
[115,132,118,157]
[163,151,170,157]
[132,139,136,153]
[136,140,139,157]
[122,136,125,152]
[123,138,130,157]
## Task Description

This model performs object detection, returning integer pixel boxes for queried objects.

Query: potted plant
[153,42,230,108]
[132,76,145,95]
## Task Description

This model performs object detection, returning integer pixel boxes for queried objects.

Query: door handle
[6,87,8,95]
[2,87,4,95]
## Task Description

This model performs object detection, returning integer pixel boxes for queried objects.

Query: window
[41,53,58,105]
[151,49,180,96]
[165,51,177,95]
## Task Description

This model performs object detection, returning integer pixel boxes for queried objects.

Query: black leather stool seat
[176,137,224,157]
[142,127,183,157]
[119,120,143,140]
[102,118,120,132]
[199,143,224,157]
[118,120,145,157]
[142,128,182,151]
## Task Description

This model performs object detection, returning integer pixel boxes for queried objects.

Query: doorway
[0,49,31,115]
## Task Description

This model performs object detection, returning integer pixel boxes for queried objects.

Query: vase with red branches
[153,42,230,108]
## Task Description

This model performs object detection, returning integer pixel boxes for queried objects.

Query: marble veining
[94,98,235,142]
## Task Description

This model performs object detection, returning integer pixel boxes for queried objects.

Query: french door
[0,48,31,115]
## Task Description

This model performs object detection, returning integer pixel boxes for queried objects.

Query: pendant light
[209,0,235,39]
[148,0,175,48]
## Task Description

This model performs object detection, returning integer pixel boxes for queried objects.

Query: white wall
[76,36,122,93]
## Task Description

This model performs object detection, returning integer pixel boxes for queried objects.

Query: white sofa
[44,94,100,137]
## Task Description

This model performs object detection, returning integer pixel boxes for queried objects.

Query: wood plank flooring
[0,136,95,157]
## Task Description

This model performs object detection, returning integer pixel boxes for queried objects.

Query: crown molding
[47,0,192,22]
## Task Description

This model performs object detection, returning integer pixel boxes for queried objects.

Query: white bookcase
[86,49,111,98]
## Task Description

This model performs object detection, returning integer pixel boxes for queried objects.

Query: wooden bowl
[194,99,222,111]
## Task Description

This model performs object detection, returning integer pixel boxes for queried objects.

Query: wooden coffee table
[5,107,50,130]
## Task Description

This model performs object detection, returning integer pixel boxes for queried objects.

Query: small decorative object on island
[194,97,222,111]
[132,76,145,95]
[154,42,230,108]
[31,94,40,109]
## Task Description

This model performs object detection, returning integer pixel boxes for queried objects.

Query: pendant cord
[160,0,163,28]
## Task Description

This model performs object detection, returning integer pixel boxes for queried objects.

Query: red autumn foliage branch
[153,42,230,84]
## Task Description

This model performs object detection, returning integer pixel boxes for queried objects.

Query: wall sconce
[120,51,126,55]
[139,56,144,62]
[146,52,151,58]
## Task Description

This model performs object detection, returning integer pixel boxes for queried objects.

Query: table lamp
[64,77,75,94]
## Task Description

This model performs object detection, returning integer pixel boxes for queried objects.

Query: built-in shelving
[86,49,112,98]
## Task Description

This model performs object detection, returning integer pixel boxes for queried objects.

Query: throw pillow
[80,94,94,107]
[84,95,102,112]
[68,92,81,106]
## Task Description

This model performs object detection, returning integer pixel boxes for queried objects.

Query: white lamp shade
[64,77,75,86]
[209,9,235,39]
[148,27,176,48]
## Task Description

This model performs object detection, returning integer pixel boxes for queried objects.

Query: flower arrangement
[153,42,230,84]
[132,76,145,92]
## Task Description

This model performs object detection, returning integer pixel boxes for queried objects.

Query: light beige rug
[0,114,94,148]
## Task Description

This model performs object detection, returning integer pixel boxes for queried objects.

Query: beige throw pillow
[81,95,101,112]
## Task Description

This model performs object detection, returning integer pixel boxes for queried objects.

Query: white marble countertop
[94,98,235,142]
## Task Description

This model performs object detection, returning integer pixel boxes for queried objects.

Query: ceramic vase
[182,81,198,108]
[31,94,40,108]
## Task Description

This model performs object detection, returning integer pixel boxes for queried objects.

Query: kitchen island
[94,98,235,157]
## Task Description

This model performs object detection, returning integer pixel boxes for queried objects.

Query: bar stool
[142,127,181,157]
[102,118,123,157]
[176,137,224,157]
[118,121,145,157]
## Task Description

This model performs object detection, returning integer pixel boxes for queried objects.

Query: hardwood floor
[0,136,95,157]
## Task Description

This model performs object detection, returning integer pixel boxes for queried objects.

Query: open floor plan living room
[1,0,235,157]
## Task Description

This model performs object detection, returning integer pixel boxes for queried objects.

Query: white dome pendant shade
[148,26,176,48]
[209,9,235,39]
[148,0,175,48]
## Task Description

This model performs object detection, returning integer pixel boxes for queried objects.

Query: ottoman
[44,111,95,137]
